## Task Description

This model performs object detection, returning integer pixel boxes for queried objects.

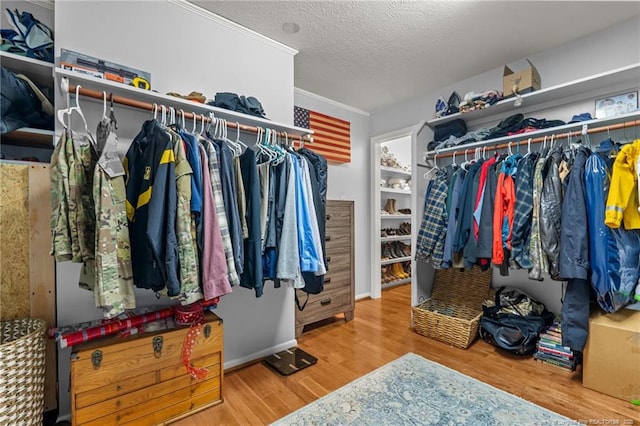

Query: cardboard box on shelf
[503,59,541,98]
[582,309,640,402]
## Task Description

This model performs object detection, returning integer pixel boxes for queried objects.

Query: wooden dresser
[70,312,223,426]
[295,200,355,337]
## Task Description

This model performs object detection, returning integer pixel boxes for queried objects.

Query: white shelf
[381,235,411,242]
[426,63,640,128]
[0,51,54,87]
[382,277,412,288]
[380,187,412,195]
[381,214,412,220]
[1,128,55,148]
[55,68,313,138]
[380,166,411,177]
[381,256,412,266]
[425,110,640,157]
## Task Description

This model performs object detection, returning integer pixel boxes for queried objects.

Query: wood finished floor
[176,284,640,425]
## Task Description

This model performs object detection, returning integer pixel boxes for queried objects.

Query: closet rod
[429,119,640,160]
[67,84,313,143]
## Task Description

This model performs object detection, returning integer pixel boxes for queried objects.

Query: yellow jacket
[605,139,640,229]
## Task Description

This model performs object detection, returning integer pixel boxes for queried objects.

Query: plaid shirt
[202,137,241,287]
[510,153,538,269]
[416,170,449,267]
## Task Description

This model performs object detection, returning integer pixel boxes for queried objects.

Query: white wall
[370,15,640,315]
[54,0,297,418]
[293,89,371,298]
[371,15,640,136]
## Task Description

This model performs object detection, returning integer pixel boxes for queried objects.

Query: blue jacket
[124,120,180,296]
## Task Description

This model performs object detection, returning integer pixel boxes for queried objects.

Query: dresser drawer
[323,267,351,290]
[296,286,352,325]
[325,231,351,251]
[325,251,351,271]
[326,205,352,228]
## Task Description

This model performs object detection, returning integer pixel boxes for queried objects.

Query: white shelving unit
[413,63,640,311]
[54,68,312,138]
[371,126,430,296]
[0,51,56,160]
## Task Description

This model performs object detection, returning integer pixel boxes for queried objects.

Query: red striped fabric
[294,106,351,163]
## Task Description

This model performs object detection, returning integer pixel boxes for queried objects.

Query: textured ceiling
[191,1,640,112]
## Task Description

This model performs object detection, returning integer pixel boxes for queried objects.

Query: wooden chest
[295,200,355,337]
[70,312,223,426]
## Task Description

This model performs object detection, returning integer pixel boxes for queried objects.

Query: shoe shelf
[381,235,411,242]
[380,187,412,195]
[381,214,412,219]
[380,166,411,177]
[380,256,412,266]
[382,277,412,288]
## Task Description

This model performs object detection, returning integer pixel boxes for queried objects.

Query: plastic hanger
[452,150,457,167]
[235,122,248,151]
[424,152,439,179]
[57,84,89,134]
[101,91,109,121]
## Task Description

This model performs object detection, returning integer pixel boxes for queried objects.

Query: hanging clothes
[201,137,240,287]
[539,147,564,280]
[585,150,632,312]
[214,139,245,275]
[50,132,73,261]
[491,156,517,269]
[124,119,180,296]
[415,169,449,266]
[528,155,548,281]
[276,153,303,287]
[199,144,232,300]
[605,139,640,229]
[440,167,464,268]
[89,119,135,318]
[239,147,264,296]
[510,152,538,270]
[170,130,203,304]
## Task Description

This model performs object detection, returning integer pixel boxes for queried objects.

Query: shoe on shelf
[398,208,411,215]
[383,198,398,214]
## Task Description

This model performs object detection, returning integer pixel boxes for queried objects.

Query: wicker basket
[0,318,46,426]
[413,268,492,349]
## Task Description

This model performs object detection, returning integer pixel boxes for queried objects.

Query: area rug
[272,352,579,425]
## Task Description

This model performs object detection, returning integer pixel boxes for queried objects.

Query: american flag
[294,106,351,163]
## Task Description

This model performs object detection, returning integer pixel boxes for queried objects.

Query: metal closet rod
[428,118,640,160]
[67,84,313,143]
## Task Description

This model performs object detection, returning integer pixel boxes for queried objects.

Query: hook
[550,134,555,149]
[464,149,469,163]
[452,151,457,166]
[180,109,186,129]
[527,138,532,154]
[508,141,513,156]
[152,103,158,120]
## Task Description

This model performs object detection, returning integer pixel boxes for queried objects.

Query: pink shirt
[199,144,232,300]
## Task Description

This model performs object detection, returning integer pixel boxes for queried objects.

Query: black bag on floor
[479,287,554,356]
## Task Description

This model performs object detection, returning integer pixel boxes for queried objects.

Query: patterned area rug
[272,352,579,425]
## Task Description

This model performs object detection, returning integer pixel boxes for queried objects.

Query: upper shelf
[380,166,412,177]
[54,68,313,138]
[1,51,54,87]
[1,127,55,148]
[426,63,640,128]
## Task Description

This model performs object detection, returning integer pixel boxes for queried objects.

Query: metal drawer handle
[153,336,163,358]
[320,298,332,306]
[326,257,331,263]
[324,277,332,284]
[326,214,331,220]
[325,235,331,241]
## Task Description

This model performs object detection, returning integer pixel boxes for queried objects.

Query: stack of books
[534,321,577,371]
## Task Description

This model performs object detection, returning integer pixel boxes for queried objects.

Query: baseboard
[356,292,371,301]
[223,339,298,371]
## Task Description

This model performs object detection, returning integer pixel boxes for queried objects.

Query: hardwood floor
[176,284,640,425]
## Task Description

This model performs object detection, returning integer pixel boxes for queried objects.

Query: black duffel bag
[479,287,554,356]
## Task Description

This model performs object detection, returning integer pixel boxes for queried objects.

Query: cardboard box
[583,310,640,402]
[503,59,541,98]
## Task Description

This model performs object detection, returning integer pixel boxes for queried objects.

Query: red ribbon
[176,302,208,380]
